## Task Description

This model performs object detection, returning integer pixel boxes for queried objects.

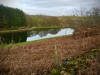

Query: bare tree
[73,6,100,38]
[73,6,100,27]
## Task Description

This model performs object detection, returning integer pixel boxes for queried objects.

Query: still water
[27,28,73,41]
[0,28,74,44]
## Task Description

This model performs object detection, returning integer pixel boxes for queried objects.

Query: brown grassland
[0,26,100,75]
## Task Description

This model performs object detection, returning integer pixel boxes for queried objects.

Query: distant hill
[0,4,77,28]
[25,14,61,27]
[25,14,79,27]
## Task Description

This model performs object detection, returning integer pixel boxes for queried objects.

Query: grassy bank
[1,34,72,48]
[0,26,68,34]
[0,27,35,34]
[0,35,100,75]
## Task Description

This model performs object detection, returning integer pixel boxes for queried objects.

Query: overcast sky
[0,0,100,16]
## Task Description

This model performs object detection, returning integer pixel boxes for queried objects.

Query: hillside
[0,4,82,28]
[25,14,61,27]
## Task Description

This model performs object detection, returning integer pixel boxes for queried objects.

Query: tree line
[0,4,26,28]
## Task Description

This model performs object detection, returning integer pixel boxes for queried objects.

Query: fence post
[54,45,58,66]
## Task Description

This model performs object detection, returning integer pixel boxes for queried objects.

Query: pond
[0,28,74,44]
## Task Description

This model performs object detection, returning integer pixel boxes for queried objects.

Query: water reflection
[27,28,60,37]
[0,31,27,44]
[27,28,74,41]
[0,28,74,44]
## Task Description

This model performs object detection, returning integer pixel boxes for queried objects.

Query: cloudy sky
[0,0,100,16]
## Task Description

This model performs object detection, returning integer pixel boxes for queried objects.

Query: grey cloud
[0,0,19,7]
[23,6,73,16]
[0,0,100,16]
[21,0,100,8]
[21,0,74,8]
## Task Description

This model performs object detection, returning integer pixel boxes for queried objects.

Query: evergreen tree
[0,4,26,28]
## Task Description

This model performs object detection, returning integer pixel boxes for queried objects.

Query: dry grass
[0,29,100,75]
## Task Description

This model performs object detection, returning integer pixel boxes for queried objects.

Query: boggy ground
[0,35,100,75]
